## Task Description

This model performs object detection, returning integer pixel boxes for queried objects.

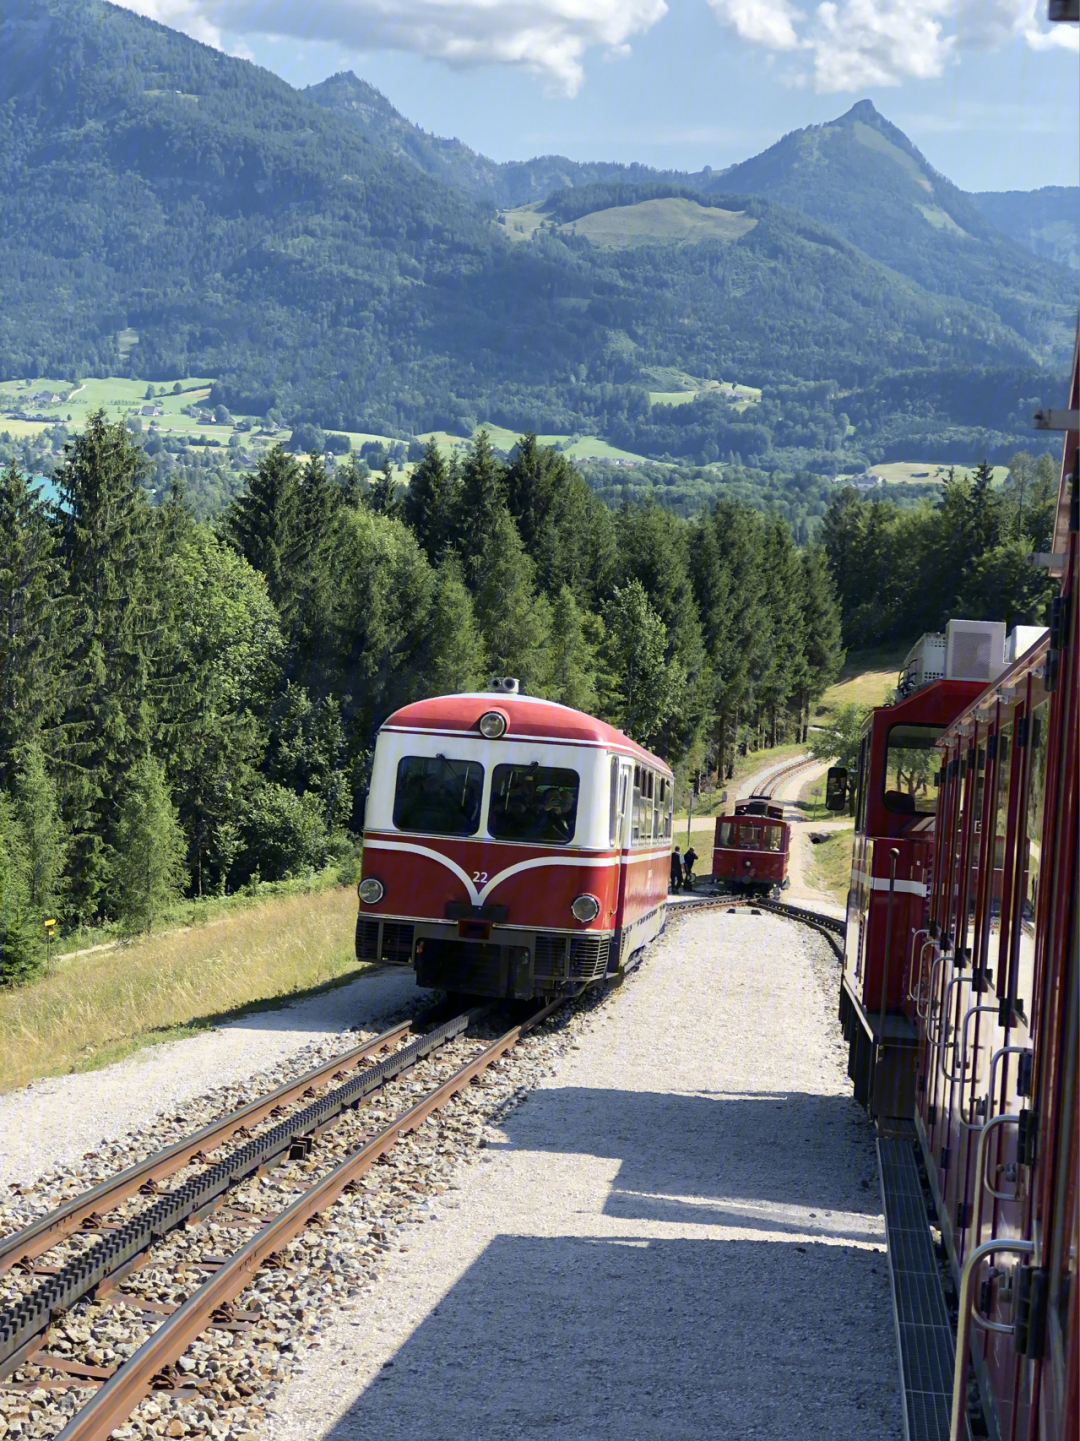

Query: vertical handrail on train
[957,1005,1000,1117]
[914,938,937,1020]
[876,848,901,1060]
[926,953,948,1038]
[970,1111,1021,1247]
[906,927,929,1003]
[948,1237,1034,1441]
[985,1045,1030,1121]
[937,974,972,1069]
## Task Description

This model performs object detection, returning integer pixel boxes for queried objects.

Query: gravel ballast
[0,966,421,1193]
[261,910,902,1441]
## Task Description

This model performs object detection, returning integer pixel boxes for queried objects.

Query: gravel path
[265,910,902,1441]
[771,761,848,919]
[0,967,422,1192]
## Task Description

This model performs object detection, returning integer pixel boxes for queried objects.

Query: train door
[608,757,634,974]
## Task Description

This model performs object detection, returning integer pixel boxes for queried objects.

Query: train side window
[883,724,942,815]
[762,825,783,852]
[854,736,868,832]
[393,756,484,836]
[489,764,580,844]
[608,757,620,848]
[716,821,736,847]
[632,766,642,843]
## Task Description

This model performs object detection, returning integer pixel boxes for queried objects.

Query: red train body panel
[711,806,790,894]
[841,349,1078,1441]
[356,690,673,999]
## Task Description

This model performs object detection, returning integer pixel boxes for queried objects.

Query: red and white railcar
[355,684,673,1000]
[710,800,790,895]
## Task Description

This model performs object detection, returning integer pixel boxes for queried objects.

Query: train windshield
[488,764,579,844]
[883,724,942,815]
[393,756,484,835]
[716,821,783,850]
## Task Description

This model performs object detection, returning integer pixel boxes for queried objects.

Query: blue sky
[127,0,1077,191]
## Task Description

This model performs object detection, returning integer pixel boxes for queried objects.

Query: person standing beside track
[683,845,698,891]
[670,846,683,892]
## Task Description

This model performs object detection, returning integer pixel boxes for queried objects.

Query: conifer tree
[471,507,550,691]
[14,744,65,919]
[55,412,157,921]
[113,756,187,934]
[600,581,685,747]
[542,586,599,713]
[224,445,303,616]
[798,544,844,738]
[457,431,506,582]
[0,462,62,788]
[368,462,404,521]
[0,797,38,984]
[405,439,454,561]
[419,556,487,696]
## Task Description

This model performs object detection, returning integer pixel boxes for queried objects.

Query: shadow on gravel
[488,1086,881,1219]
[323,1085,895,1441]
[325,1232,893,1441]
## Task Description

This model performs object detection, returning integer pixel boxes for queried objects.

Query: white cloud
[118,0,668,94]
[706,0,1077,91]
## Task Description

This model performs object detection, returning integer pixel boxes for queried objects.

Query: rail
[0,1006,481,1380]
[0,1012,442,1277]
[50,998,561,1441]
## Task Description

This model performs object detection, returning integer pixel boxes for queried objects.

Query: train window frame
[487,762,581,845]
[882,723,943,816]
[392,755,485,837]
[608,756,620,848]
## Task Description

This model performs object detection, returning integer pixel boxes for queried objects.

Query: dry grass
[818,645,909,715]
[0,886,364,1094]
[806,827,856,904]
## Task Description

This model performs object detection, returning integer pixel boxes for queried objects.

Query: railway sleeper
[0,1007,483,1379]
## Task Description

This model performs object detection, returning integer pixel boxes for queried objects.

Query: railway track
[0,999,561,1441]
[750,752,824,803]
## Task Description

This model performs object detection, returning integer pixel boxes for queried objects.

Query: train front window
[393,756,484,836]
[883,724,942,815]
[489,764,580,844]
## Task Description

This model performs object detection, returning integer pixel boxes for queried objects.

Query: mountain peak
[840,99,882,124]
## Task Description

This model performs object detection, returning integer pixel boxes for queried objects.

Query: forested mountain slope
[0,0,1071,469]
[706,101,1075,363]
[970,187,1079,272]
[304,70,651,208]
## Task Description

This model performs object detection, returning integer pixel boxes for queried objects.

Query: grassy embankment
[806,828,856,904]
[0,885,363,1094]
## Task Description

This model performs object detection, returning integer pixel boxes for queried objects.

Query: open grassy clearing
[561,197,758,250]
[806,827,855,904]
[818,645,908,715]
[866,461,1009,486]
[0,886,364,1093]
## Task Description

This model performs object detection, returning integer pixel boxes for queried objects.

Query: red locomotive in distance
[355,680,674,1001]
[710,799,790,896]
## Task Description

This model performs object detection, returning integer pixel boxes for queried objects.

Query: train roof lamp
[488,676,519,694]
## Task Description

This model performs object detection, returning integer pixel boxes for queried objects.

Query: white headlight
[571,894,601,923]
[358,877,385,904]
[478,710,507,739]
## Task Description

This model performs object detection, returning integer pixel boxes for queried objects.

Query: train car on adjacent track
[710,800,790,895]
[840,350,1078,1441]
[355,682,674,1001]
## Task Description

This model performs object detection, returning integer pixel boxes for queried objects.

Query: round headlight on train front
[570,893,601,923]
[478,710,508,739]
[358,877,385,905]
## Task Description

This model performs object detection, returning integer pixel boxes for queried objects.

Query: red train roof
[381,692,671,773]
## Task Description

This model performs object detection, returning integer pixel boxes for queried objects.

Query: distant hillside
[304,71,653,207]
[971,187,1079,271]
[703,101,1074,362]
[0,0,1069,475]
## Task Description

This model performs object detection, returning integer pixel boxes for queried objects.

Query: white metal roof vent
[898,633,946,697]
[945,619,1006,684]
[488,676,520,694]
[1005,626,1048,665]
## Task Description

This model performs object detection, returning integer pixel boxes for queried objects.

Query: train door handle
[952,1004,998,1095]
[936,973,972,1072]
[949,1237,1034,1441]
[906,929,929,1004]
